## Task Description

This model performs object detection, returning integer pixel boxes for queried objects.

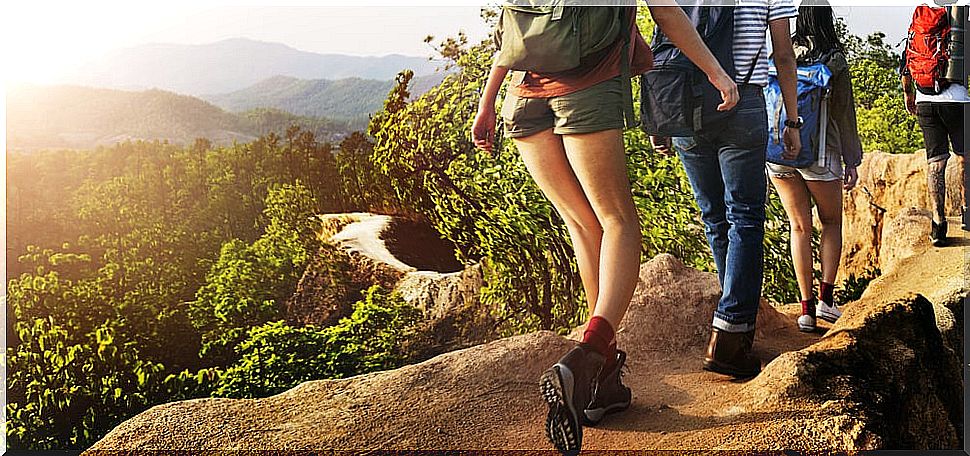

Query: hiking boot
[931,220,948,247]
[816,300,842,324]
[584,350,631,426]
[702,328,761,379]
[539,343,604,456]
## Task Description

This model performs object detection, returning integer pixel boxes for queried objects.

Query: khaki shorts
[501,76,626,139]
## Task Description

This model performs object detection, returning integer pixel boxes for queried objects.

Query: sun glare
[2,2,214,84]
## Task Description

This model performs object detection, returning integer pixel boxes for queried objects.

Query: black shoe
[931,220,948,247]
[702,328,761,379]
[584,350,631,425]
[540,343,605,456]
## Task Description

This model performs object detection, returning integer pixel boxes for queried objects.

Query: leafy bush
[7,135,341,448]
[851,59,922,154]
[835,267,882,304]
[842,28,922,154]
[209,285,423,398]
[7,318,165,449]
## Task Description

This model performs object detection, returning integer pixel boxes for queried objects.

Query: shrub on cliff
[842,29,922,154]
[170,285,423,399]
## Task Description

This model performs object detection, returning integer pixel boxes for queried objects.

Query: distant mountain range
[7,38,451,151]
[202,73,445,120]
[64,38,443,95]
[7,71,445,151]
[5,85,358,151]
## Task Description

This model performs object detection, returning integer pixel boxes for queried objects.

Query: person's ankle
[819,282,835,304]
[801,297,816,316]
[583,316,615,360]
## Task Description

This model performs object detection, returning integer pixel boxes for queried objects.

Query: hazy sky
[0,1,937,85]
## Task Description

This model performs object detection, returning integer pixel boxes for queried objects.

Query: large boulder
[877,207,933,274]
[284,213,407,328]
[609,254,788,352]
[395,264,495,356]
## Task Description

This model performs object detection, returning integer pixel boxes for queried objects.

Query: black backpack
[640,6,756,136]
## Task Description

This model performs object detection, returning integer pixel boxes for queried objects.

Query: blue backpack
[764,59,832,168]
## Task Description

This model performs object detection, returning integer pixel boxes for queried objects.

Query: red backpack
[906,5,951,95]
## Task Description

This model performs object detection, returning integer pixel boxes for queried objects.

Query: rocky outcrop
[741,249,966,448]
[86,245,965,451]
[284,214,406,328]
[840,150,962,278]
[285,213,495,352]
[395,264,493,353]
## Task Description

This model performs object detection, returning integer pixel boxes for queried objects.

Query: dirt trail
[87,235,966,452]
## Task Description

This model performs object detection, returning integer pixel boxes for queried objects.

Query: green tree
[840,24,922,154]
[190,182,320,365]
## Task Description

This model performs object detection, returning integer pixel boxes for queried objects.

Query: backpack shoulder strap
[620,6,635,127]
[742,40,765,85]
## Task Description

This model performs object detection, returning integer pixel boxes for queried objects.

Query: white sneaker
[816,300,842,324]
[797,313,816,332]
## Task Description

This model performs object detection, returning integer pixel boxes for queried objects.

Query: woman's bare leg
[806,179,844,285]
[770,174,815,302]
[561,129,641,328]
[514,129,603,315]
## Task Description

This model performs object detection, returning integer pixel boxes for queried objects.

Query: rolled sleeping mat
[945,5,966,83]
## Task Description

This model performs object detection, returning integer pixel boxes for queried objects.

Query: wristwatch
[784,116,804,129]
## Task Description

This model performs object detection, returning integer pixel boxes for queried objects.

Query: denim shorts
[501,76,626,138]
[766,158,843,182]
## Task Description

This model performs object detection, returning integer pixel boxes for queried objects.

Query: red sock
[819,282,835,304]
[583,316,616,361]
[801,298,816,316]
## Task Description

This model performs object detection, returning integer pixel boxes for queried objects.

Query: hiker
[472,3,738,454]
[901,4,968,246]
[650,0,801,378]
[765,3,862,332]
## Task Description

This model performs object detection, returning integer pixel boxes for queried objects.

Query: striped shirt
[733,0,798,86]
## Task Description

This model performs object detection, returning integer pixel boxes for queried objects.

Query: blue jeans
[673,85,768,333]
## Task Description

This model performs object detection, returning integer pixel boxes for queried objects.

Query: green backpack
[494,3,625,73]
[494,2,635,125]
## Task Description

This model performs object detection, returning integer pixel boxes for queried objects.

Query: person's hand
[904,92,917,116]
[709,72,739,112]
[471,107,497,154]
[843,166,859,190]
[650,135,672,155]
[782,126,801,160]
